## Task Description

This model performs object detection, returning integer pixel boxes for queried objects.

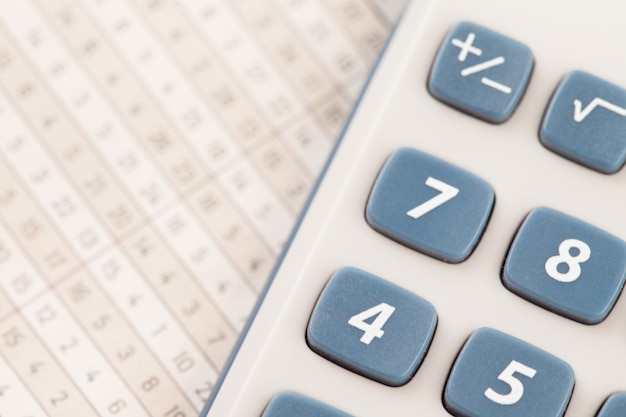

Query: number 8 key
[503,207,626,324]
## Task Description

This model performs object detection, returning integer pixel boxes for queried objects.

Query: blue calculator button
[444,328,574,417]
[428,21,533,123]
[306,267,437,387]
[366,148,494,263]
[540,71,626,174]
[262,392,352,417]
[597,393,626,417]
[503,207,626,324]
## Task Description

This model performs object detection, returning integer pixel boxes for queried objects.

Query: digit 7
[406,177,459,219]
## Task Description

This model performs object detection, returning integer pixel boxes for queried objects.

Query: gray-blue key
[444,328,574,417]
[597,392,626,417]
[540,71,626,174]
[429,21,533,123]
[366,148,494,263]
[306,267,437,386]
[262,392,352,417]
[503,207,626,324]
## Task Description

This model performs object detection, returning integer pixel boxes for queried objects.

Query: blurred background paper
[0,0,405,415]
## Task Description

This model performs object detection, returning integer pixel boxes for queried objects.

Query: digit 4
[348,302,395,345]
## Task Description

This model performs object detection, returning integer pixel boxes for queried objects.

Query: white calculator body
[201,0,626,416]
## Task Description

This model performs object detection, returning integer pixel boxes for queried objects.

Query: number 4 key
[347,302,395,345]
[306,267,436,386]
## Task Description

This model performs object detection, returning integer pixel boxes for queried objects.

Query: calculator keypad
[540,71,626,174]
[262,392,353,417]
[306,267,437,386]
[265,17,626,417]
[444,328,574,417]
[316,27,626,410]
[428,21,533,123]
[365,148,494,263]
[502,207,626,324]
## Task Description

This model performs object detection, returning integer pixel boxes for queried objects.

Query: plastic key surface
[540,71,626,174]
[444,328,574,417]
[428,21,533,123]
[366,148,494,263]
[306,267,437,386]
[261,392,353,417]
[597,392,626,417]
[503,207,626,324]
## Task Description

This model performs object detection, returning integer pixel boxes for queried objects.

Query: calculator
[200,0,626,416]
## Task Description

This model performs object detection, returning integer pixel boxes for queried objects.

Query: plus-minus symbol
[451,32,482,62]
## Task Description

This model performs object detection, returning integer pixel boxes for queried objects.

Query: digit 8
[544,238,591,283]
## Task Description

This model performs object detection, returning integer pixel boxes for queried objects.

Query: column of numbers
[0,138,186,417]
[0,158,103,417]
[176,1,322,205]
[1,1,176,217]
[79,0,300,254]
[81,0,240,172]
[0,92,111,261]
[231,0,336,108]
[56,272,198,417]
[189,183,274,293]
[179,0,303,129]
[0,12,219,412]
[0,143,201,416]
[234,0,355,138]
[0,1,398,416]
[218,160,295,254]
[0,114,50,311]
[83,0,298,276]
[124,0,300,263]
[88,248,219,410]
[37,0,208,195]
[121,225,239,368]
[130,0,272,151]
[136,0,315,218]
[22,293,149,417]
[153,203,258,331]
[274,0,369,99]
[0,33,142,241]
[31,0,248,373]
[0,314,98,416]
[131,0,312,219]
[0,141,79,286]
[228,0,336,174]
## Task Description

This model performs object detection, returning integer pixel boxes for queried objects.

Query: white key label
[544,238,591,283]
[484,360,537,405]
[348,302,395,345]
[406,177,459,219]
